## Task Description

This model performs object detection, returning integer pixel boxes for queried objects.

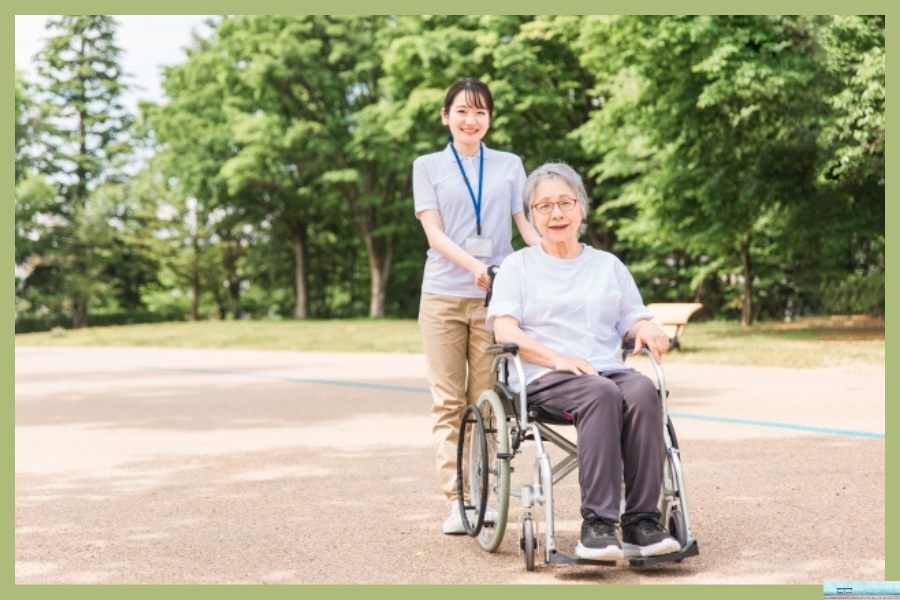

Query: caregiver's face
[441,90,491,148]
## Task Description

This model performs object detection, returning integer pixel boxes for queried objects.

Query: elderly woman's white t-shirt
[486,244,652,389]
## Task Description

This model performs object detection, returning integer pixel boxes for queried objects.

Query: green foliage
[15,70,39,183]
[34,16,133,198]
[820,270,885,317]
[15,310,179,334]
[15,15,884,325]
[573,15,882,324]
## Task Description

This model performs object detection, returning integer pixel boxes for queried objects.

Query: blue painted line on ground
[667,411,884,440]
[141,366,884,440]
[140,366,431,394]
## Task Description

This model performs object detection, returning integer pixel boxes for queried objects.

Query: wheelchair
[455,339,700,570]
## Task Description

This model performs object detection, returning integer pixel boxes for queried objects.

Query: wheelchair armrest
[621,339,642,353]
[488,343,519,355]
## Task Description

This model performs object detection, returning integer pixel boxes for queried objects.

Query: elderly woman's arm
[626,319,671,363]
[493,315,598,376]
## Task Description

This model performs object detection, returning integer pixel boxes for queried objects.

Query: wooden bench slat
[644,302,703,349]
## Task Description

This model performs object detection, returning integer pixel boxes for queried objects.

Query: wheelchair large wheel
[474,390,511,552]
[457,404,488,536]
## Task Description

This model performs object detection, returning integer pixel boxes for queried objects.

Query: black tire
[667,416,680,450]
[456,404,488,536]
[475,391,511,552]
[521,518,536,571]
[668,507,689,549]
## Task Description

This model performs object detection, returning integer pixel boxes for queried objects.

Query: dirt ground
[14,346,885,584]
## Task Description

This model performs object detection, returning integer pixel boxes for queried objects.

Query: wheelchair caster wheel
[521,518,536,571]
[668,507,689,549]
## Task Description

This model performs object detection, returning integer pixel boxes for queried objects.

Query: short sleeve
[614,258,653,337]
[413,157,438,214]
[510,156,527,216]
[486,253,524,330]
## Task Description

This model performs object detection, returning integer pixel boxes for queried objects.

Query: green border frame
[6,3,892,600]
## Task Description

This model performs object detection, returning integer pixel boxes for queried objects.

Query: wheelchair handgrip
[622,339,644,353]
[488,342,519,355]
[484,264,500,307]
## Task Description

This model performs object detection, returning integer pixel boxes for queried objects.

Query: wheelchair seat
[527,405,574,426]
[494,381,575,426]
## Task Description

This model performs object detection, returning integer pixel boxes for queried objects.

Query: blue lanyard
[449,140,485,235]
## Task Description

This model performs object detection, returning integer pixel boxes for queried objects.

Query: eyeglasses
[531,198,578,215]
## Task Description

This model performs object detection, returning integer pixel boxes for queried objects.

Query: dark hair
[442,78,493,118]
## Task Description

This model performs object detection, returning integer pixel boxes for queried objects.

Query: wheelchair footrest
[546,540,699,568]
[627,540,699,567]
[547,550,617,567]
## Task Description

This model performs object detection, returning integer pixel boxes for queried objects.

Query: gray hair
[522,162,590,237]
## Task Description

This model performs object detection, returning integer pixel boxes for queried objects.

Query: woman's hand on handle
[473,264,491,292]
[629,320,670,363]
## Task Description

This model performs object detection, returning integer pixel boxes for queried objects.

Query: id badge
[464,236,493,259]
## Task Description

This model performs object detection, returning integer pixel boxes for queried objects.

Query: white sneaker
[442,504,499,534]
[442,503,466,534]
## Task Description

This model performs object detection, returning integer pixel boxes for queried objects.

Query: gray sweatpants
[525,368,665,525]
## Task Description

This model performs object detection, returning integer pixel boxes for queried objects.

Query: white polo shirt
[413,144,526,297]
[486,243,653,389]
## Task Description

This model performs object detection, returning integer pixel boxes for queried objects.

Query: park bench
[645,302,703,350]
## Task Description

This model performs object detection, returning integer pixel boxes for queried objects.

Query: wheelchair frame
[456,342,700,570]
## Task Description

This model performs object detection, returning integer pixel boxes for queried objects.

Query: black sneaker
[575,516,624,560]
[621,517,681,557]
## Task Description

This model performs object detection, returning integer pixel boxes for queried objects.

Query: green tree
[34,15,132,202]
[578,16,831,325]
[145,18,257,320]
[814,15,884,315]
[25,15,134,326]
[212,16,397,318]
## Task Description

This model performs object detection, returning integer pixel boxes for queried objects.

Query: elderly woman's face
[531,178,582,244]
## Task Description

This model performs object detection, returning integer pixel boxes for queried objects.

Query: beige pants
[418,293,495,504]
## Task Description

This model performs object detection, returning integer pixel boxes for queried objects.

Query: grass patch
[16,315,883,369]
[15,319,424,354]
[660,315,884,368]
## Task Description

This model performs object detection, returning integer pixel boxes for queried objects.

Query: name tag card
[464,236,493,259]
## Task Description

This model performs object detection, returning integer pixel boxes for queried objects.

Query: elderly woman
[486,162,680,561]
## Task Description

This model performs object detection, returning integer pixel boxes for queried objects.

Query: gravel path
[15,346,884,584]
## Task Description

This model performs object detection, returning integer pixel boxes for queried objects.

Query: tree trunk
[364,231,394,318]
[190,235,200,321]
[221,237,242,319]
[740,234,753,326]
[72,298,88,329]
[228,278,240,319]
[353,167,397,319]
[214,290,227,320]
[291,224,308,319]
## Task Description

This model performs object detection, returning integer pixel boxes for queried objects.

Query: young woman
[413,78,540,534]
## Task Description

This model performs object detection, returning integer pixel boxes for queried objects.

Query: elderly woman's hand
[551,355,599,376]
[630,320,670,363]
